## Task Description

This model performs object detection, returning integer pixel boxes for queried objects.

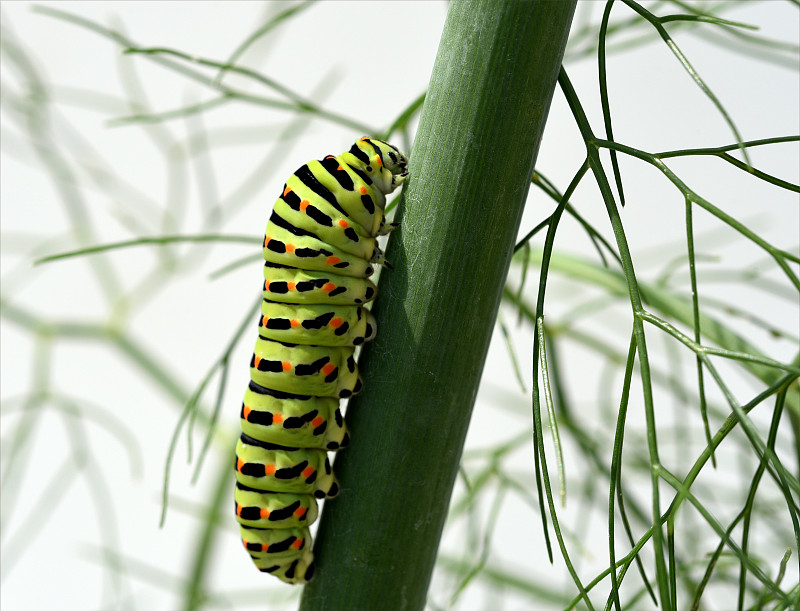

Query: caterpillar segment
[259,300,377,347]
[262,264,378,305]
[236,137,408,584]
[249,337,363,399]
[241,382,349,450]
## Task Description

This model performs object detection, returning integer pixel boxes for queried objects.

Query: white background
[1,2,798,610]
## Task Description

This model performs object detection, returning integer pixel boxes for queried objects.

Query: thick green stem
[299,1,576,609]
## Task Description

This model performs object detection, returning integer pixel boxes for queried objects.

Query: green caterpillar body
[235,138,408,584]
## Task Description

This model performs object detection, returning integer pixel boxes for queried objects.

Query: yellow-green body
[235,138,408,584]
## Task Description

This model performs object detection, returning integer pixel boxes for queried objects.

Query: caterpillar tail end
[253,549,316,585]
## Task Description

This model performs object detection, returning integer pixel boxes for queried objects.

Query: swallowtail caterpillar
[234,137,408,584]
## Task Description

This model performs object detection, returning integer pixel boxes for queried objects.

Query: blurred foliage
[1,1,798,610]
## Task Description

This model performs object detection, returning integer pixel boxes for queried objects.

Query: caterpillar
[234,137,408,584]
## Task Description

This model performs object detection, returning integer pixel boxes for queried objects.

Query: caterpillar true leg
[235,138,408,584]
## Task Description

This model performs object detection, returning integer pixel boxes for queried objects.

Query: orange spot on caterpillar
[241,538,248,548]
[291,539,303,550]
[359,136,369,141]
[287,282,296,290]
[254,355,262,369]
[286,244,295,253]
[338,220,348,228]
[302,466,314,478]
[236,459,244,472]
[290,319,300,327]
[236,504,242,516]
[261,316,268,326]
[265,464,276,476]
[326,256,340,265]
[264,281,271,291]
[300,199,309,211]
[322,363,335,375]
[337,165,343,171]
[375,155,382,166]
[294,506,307,518]
[273,414,283,424]
[283,186,291,197]
[260,508,270,519]
[264,237,270,247]
[261,543,269,552]
[359,186,367,194]
[322,283,336,292]
[282,362,291,372]
[329,318,343,328]
[243,405,251,420]
[311,416,323,427]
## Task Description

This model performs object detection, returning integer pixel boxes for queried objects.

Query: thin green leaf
[497,313,527,393]
[685,196,715,467]
[620,0,752,168]
[607,333,653,611]
[190,295,260,484]
[529,160,589,565]
[560,66,673,610]
[182,456,232,611]
[214,0,314,86]
[598,0,626,206]
[208,253,262,280]
[107,95,232,127]
[537,317,566,507]
[34,234,258,265]
[448,485,507,604]
[592,138,800,287]
[382,91,426,140]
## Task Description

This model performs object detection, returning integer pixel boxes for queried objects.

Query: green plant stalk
[299,1,576,609]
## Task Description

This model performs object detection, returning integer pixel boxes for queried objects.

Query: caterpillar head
[347,137,409,195]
